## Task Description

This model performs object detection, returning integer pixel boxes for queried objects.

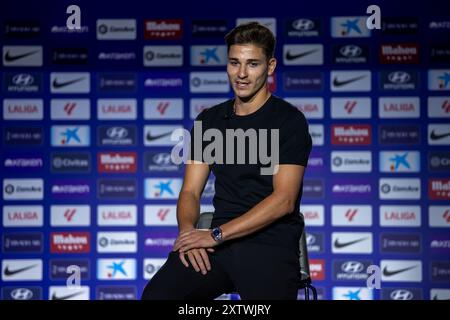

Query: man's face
[227,44,276,101]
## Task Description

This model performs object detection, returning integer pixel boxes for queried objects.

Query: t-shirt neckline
[230,94,274,120]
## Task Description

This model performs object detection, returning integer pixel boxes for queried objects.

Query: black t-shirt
[189,95,312,249]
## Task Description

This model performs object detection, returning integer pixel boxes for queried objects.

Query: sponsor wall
[1,0,450,300]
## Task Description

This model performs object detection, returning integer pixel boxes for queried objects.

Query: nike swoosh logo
[4,50,39,62]
[4,264,38,276]
[52,77,86,89]
[146,131,172,142]
[382,265,417,277]
[334,237,368,248]
[433,295,450,300]
[51,291,84,300]
[285,49,319,61]
[430,130,450,141]
[333,75,367,87]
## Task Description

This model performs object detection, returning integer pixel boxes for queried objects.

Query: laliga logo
[366,5,381,30]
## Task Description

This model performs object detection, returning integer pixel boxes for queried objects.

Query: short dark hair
[225,22,276,59]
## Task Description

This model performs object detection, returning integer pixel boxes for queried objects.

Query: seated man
[141,22,312,300]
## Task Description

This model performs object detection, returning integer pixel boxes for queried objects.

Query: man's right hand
[179,248,215,275]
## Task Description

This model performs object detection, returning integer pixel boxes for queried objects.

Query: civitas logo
[50,232,90,253]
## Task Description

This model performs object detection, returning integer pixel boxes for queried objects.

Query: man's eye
[229,61,238,66]
[249,63,259,67]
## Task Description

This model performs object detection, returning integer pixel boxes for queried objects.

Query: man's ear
[267,57,277,76]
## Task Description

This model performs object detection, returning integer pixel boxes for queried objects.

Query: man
[141,22,312,300]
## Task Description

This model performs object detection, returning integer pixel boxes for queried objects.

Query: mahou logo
[331,124,371,145]
[144,19,182,39]
[380,43,419,64]
[50,232,90,253]
[429,179,450,200]
[309,259,325,280]
[98,152,137,173]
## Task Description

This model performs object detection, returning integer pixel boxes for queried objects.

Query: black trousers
[141,240,300,300]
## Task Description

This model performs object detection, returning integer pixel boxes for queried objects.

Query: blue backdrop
[1,0,450,300]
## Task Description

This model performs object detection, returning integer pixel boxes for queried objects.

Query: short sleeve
[279,112,312,166]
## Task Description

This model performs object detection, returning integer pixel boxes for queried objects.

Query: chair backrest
[298,213,311,282]
[197,212,312,282]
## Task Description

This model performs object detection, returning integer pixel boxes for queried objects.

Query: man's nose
[238,65,248,78]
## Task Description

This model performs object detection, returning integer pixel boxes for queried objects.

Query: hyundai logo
[341,261,364,273]
[12,73,34,86]
[390,289,413,300]
[153,153,172,165]
[388,71,411,84]
[107,127,128,139]
[340,45,362,58]
[11,288,34,300]
[292,19,314,31]
[306,234,316,245]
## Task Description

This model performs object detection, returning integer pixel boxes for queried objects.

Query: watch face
[212,227,222,240]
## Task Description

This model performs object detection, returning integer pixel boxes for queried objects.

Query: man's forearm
[177,190,201,232]
[220,192,295,241]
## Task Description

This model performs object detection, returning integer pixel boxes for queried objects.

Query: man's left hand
[173,229,217,253]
